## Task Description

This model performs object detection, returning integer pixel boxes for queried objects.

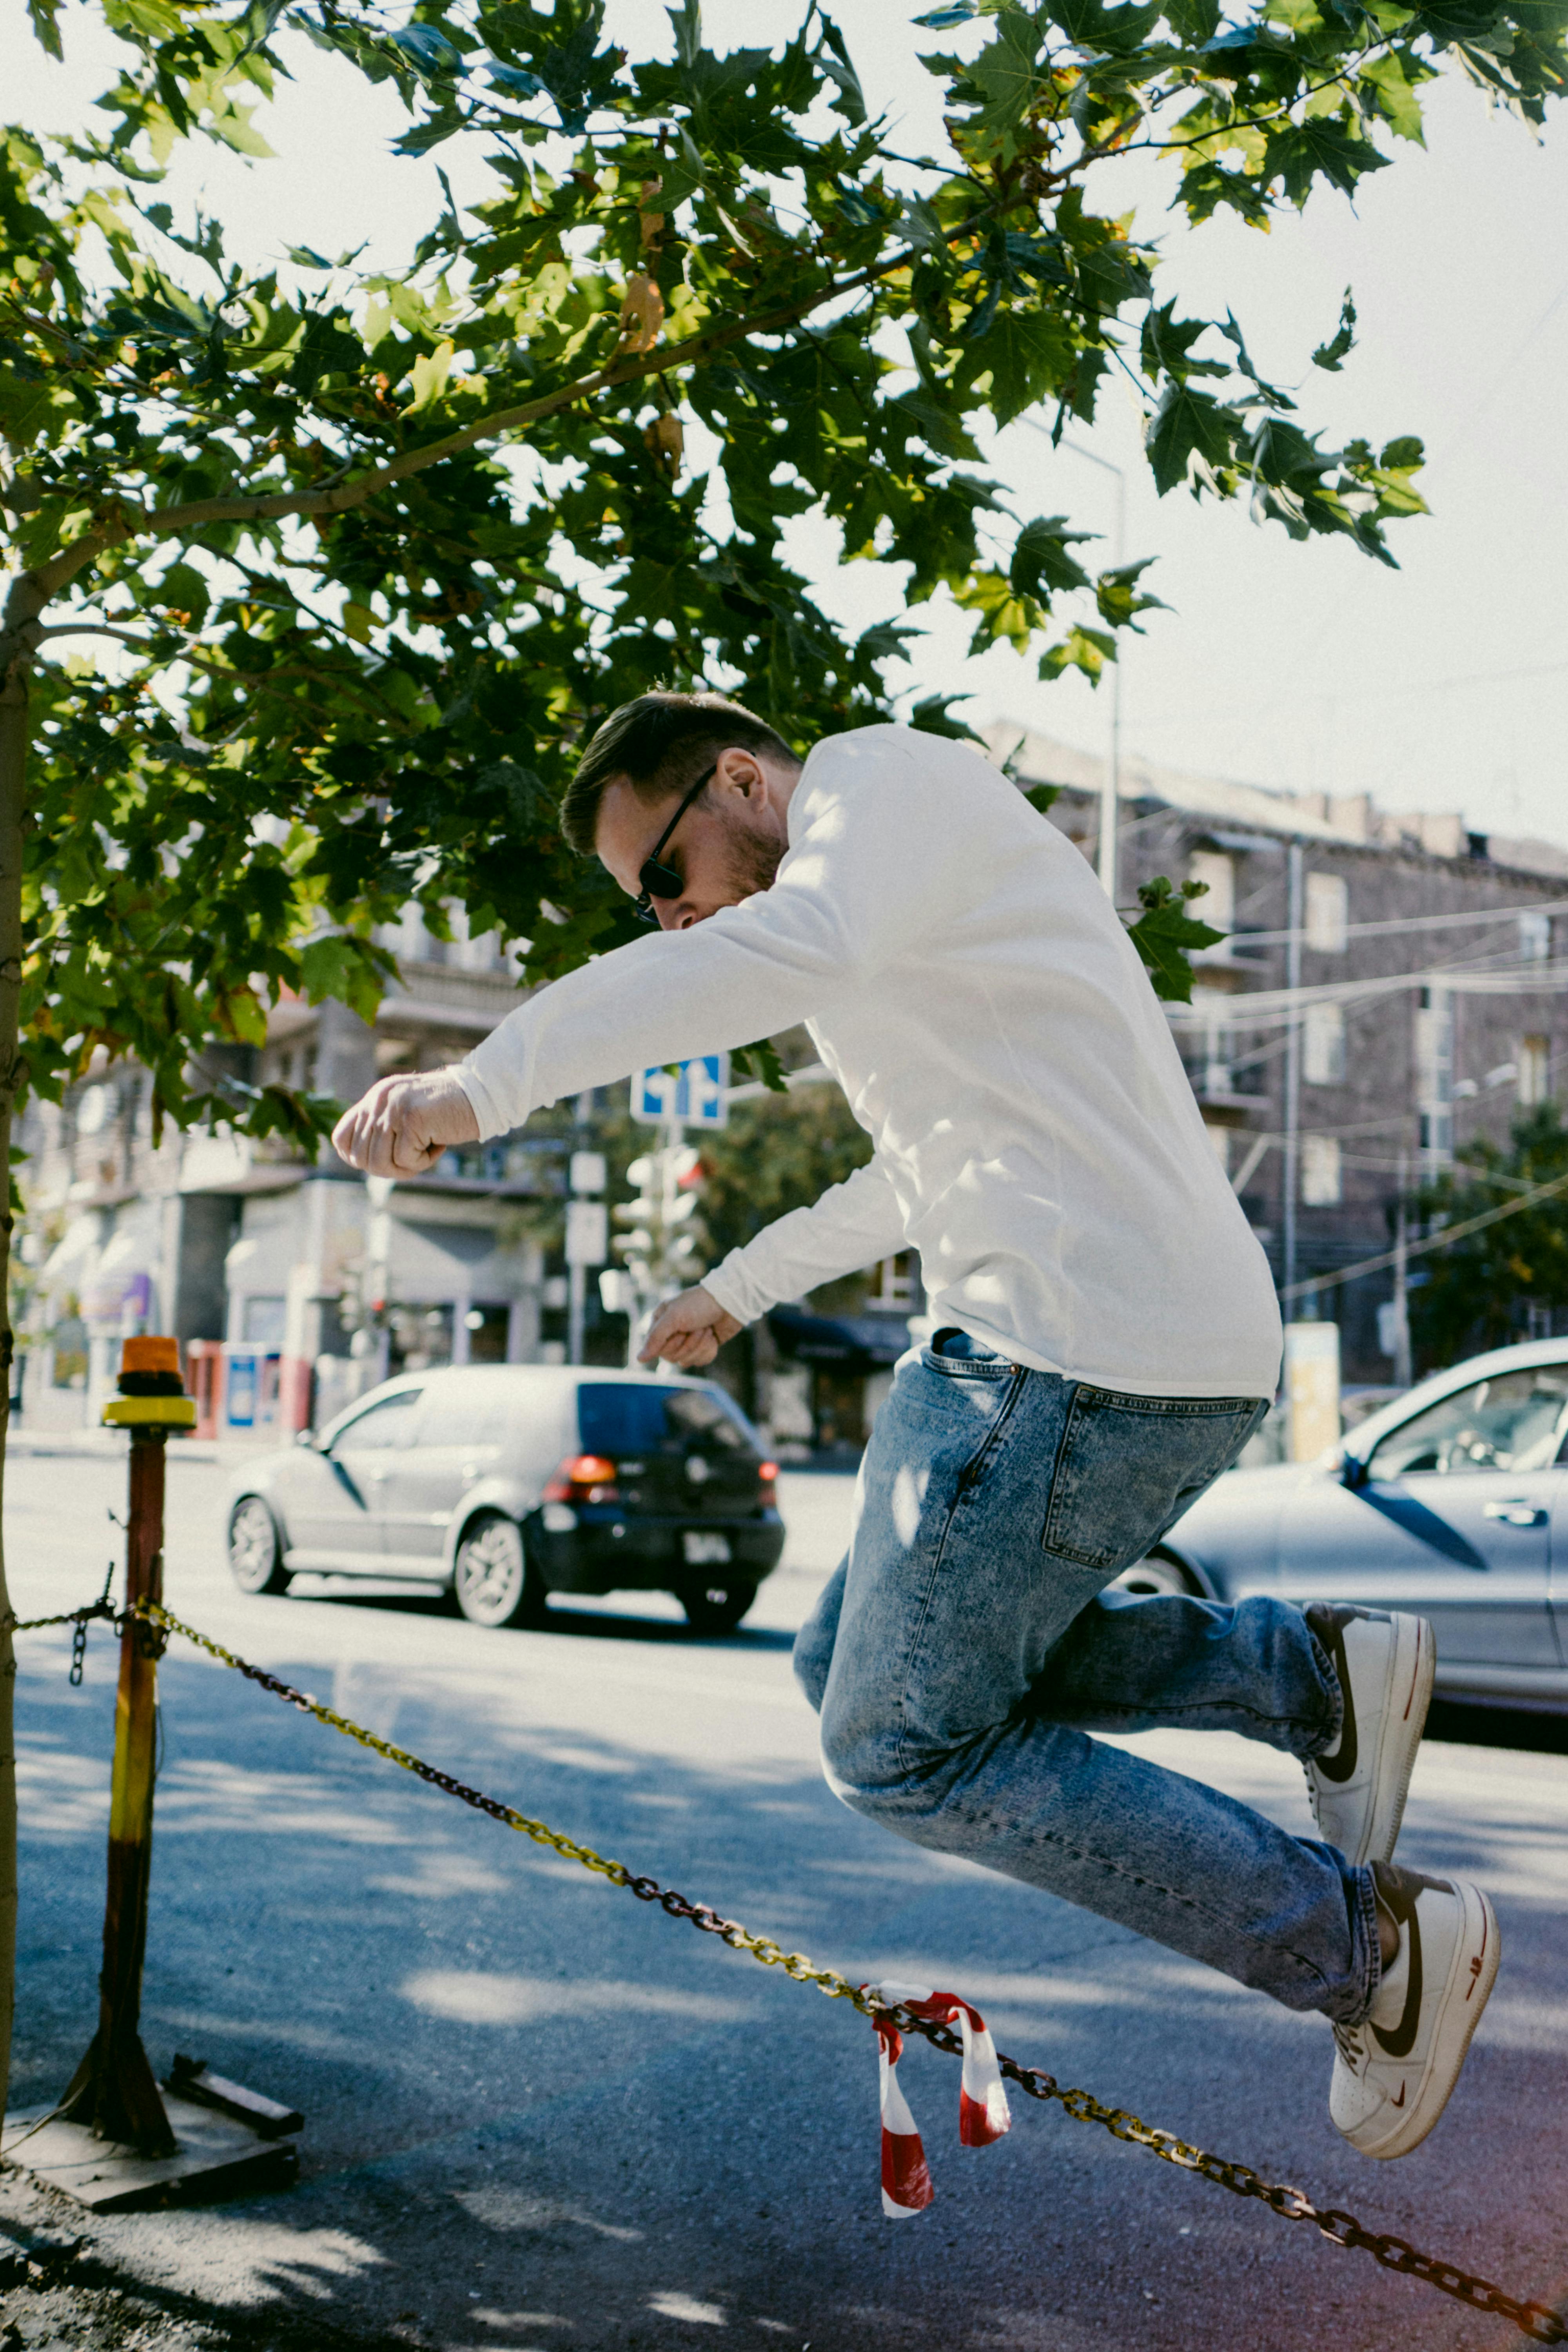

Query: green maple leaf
[1010,514,1097,601]
[967,9,1044,137]
[1263,116,1391,204]
[1311,287,1357,371]
[1145,380,1238,494]
[969,310,1076,423]
[1125,877,1225,1001]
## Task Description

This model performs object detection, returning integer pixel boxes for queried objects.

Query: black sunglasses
[634,762,717,922]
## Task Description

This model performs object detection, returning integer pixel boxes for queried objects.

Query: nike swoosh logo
[1315,1618,1359,1786]
[1371,1898,1423,2062]
[1391,2083,1406,2107]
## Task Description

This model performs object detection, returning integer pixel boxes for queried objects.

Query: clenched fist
[331,1069,481,1175]
[639,1285,742,1369]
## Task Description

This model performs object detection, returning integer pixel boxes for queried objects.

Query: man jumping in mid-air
[334,692,1499,2160]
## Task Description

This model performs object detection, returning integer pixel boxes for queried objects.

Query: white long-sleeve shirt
[455,724,1282,1398]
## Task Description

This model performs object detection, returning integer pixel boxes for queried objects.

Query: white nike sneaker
[1304,1605,1434,1867]
[1330,1864,1500,2160]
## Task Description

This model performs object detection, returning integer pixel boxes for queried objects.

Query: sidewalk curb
[5,1431,255,1465]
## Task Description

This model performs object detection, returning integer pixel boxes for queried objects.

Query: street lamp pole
[1023,422,1125,906]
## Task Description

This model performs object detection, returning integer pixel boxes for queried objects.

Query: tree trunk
[0,563,43,2122]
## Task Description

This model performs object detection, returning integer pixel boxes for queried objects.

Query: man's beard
[719,812,785,903]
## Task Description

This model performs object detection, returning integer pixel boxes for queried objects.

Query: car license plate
[682,1530,732,1566]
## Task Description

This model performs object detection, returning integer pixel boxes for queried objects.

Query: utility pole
[1282,840,1304,1302]
[1023,421,1125,905]
[1392,1145,1413,1388]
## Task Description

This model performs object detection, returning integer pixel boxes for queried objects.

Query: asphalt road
[3,1442,1566,2352]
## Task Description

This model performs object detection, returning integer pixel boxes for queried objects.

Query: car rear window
[417,1380,517,1448]
[577,1383,757,1457]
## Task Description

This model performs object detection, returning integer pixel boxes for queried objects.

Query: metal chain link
[43,1593,1565,2346]
[5,1587,120,1690]
[894,2011,1565,2341]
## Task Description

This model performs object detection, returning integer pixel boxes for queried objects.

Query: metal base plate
[3,2094,299,2211]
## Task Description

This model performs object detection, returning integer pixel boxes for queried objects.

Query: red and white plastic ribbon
[864,1980,1011,2218]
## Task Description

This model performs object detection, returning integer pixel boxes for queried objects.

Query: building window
[1519,1036,1551,1106]
[75,1083,115,1138]
[1519,911,1551,964]
[1303,1002,1345,1085]
[1304,872,1348,953]
[867,1252,916,1312]
[1191,987,1232,1095]
[1301,1134,1342,1206]
[1187,851,1234,958]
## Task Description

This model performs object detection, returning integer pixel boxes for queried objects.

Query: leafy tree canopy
[1410,1104,1568,1368]
[2,0,1561,1143]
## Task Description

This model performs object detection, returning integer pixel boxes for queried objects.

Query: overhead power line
[1280,1168,1568,1303]
[1167,957,1568,1029]
[1236,895,1568,951]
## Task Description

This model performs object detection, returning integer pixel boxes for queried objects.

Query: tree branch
[34,622,152,646]
[33,217,991,600]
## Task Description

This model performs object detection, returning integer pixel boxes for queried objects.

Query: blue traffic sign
[631,1054,729,1129]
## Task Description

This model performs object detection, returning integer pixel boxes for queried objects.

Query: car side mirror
[295,1428,320,1450]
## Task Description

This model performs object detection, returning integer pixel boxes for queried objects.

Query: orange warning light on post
[104,1336,196,1425]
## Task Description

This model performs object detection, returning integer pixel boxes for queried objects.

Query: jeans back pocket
[1042,1387,1267,1572]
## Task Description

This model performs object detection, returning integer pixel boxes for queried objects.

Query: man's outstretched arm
[641,1156,906,1367]
[333,731,994,1170]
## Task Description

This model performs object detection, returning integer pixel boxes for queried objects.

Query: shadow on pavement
[11,1586,1568,2352]
[290,1580,800,1651]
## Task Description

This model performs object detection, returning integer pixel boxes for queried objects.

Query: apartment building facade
[15,909,556,1434]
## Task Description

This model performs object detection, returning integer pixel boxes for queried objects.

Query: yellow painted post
[59,1337,194,2152]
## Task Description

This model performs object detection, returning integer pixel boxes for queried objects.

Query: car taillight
[543,1452,620,1503]
[759,1461,778,1481]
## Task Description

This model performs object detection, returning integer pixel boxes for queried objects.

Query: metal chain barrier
[898,2009,1566,2342]
[16,1592,1568,2344]
[5,1581,120,1686]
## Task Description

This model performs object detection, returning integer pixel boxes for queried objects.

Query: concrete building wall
[11,921,549,1433]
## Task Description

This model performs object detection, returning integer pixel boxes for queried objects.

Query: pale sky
[9,0,1567,844]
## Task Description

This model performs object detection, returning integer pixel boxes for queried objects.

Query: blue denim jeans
[794,1334,1381,2024]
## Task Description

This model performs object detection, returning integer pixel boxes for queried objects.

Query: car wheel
[679,1580,759,1635]
[1109,1550,1199,1600]
[453,1513,547,1629]
[227,1497,291,1596]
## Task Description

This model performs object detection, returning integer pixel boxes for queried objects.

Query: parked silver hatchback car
[223,1364,786,1633]
[1130,1337,1568,1713]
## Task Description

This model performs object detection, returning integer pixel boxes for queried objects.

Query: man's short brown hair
[559,691,800,856]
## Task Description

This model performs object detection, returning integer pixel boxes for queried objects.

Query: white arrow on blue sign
[631,1054,729,1129]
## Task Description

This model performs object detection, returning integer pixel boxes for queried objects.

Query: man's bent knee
[792,1559,848,1715]
[792,1614,837,1714]
[819,1691,967,1835]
